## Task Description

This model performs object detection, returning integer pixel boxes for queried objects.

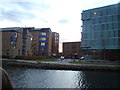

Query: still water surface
[4,66,120,88]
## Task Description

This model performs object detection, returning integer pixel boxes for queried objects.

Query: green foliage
[69,62,120,66]
[33,58,58,62]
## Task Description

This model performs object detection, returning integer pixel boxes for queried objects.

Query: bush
[24,56,53,60]
[15,55,26,59]
[2,55,10,59]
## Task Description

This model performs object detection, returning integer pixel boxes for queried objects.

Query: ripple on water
[4,66,120,88]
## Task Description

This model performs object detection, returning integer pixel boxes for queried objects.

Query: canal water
[4,66,120,88]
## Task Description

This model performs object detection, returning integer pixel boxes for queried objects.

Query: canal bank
[2,59,120,72]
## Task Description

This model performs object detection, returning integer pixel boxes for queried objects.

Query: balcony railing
[39,35,48,38]
[39,40,48,43]
[22,38,27,42]
[10,37,17,41]
[39,45,47,48]
[22,45,26,50]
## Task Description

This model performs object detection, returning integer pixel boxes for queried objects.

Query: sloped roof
[0,27,23,33]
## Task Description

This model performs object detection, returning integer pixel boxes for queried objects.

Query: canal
[4,66,120,88]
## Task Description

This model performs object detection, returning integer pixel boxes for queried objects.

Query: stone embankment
[2,59,120,72]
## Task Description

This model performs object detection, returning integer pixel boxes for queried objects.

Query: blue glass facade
[81,3,120,60]
[81,4,120,50]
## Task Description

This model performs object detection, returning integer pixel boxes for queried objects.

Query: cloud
[0,7,36,23]
[58,19,68,24]
[0,1,50,23]
[14,1,50,12]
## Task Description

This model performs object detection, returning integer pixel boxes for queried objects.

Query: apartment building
[81,3,120,60]
[22,27,33,56]
[63,42,82,59]
[51,32,59,57]
[1,27,33,58]
[30,28,52,56]
[1,27,59,58]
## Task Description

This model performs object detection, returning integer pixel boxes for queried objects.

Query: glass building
[81,3,120,60]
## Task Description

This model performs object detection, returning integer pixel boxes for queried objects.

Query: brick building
[1,27,33,58]
[51,32,59,57]
[1,27,59,58]
[30,28,52,56]
[63,42,83,59]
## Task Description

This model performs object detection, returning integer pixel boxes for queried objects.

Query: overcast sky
[0,0,119,52]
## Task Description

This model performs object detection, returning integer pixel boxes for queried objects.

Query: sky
[0,0,119,52]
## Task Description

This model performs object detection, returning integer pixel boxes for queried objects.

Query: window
[92,19,96,24]
[27,51,30,56]
[113,31,116,37]
[108,31,110,37]
[94,12,97,15]
[99,17,102,23]
[14,32,18,37]
[106,8,108,15]
[34,43,36,46]
[101,24,105,30]
[72,44,76,49]
[82,33,87,39]
[112,23,115,30]
[41,43,45,46]
[40,38,46,41]
[42,48,45,51]
[18,50,20,55]
[94,32,97,38]
[100,10,103,16]
[118,14,120,21]
[101,32,104,38]
[92,41,96,46]
[119,38,120,46]
[106,24,108,30]
[31,37,33,41]
[11,32,14,37]
[7,49,9,51]
[11,41,14,46]
[118,30,120,37]
[41,32,46,35]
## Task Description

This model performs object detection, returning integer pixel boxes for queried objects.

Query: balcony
[10,37,17,41]
[39,40,48,43]
[22,45,26,50]
[39,35,48,38]
[22,38,27,42]
[39,45,47,48]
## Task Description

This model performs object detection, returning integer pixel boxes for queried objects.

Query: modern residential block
[30,28,52,56]
[1,27,59,58]
[1,27,33,58]
[81,3,120,60]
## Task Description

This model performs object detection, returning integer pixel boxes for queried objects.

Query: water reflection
[4,66,120,88]
[81,71,120,88]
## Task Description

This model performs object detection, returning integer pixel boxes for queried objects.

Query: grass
[33,58,59,62]
[69,62,120,66]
